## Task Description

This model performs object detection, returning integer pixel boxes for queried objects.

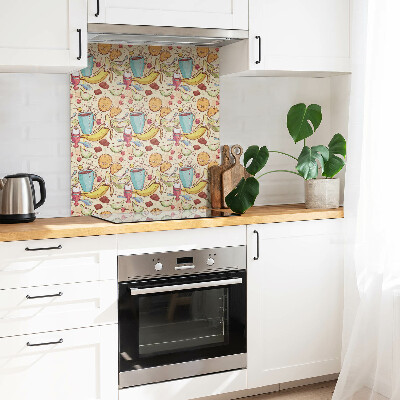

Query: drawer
[0,235,117,289]
[0,324,118,400]
[0,280,117,337]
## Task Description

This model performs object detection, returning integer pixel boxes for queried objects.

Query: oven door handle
[130,277,242,295]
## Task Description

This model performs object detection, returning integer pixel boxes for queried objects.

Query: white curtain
[333,0,400,399]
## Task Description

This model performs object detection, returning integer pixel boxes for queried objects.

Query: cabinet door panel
[247,220,343,388]
[104,0,248,30]
[0,325,118,400]
[0,0,87,73]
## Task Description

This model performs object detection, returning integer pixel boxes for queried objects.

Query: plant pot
[305,178,340,209]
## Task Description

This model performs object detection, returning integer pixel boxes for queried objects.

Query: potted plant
[225,103,346,214]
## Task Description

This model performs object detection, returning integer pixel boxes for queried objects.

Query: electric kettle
[0,173,46,223]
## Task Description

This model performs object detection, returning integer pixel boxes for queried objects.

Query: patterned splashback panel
[70,44,220,216]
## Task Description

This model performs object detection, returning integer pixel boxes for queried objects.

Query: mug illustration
[78,112,94,136]
[179,112,194,133]
[81,54,94,77]
[179,167,194,188]
[178,57,193,79]
[130,56,145,78]
[79,169,95,192]
[130,112,145,134]
[130,168,146,190]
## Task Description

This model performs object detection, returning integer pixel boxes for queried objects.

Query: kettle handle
[29,174,46,210]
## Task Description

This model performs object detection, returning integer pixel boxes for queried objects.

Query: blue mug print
[130,168,146,190]
[130,56,145,78]
[79,170,95,192]
[179,112,194,133]
[130,112,145,134]
[179,167,194,189]
[81,54,94,77]
[78,112,94,136]
[179,57,193,79]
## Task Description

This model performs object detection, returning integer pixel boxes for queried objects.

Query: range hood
[88,24,248,47]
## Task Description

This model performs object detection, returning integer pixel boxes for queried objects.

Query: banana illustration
[182,126,207,140]
[182,72,207,86]
[82,185,110,199]
[80,69,109,84]
[134,126,160,141]
[183,181,207,195]
[134,182,160,197]
[133,71,160,85]
[81,127,110,142]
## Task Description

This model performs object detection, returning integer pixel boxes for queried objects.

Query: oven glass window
[138,287,228,356]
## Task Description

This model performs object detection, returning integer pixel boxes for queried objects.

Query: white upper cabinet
[0,0,88,73]
[221,0,351,77]
[88,0,248,30]
[246,220,344,388]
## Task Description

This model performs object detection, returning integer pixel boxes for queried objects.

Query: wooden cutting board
[208,145,232,209]
[221,145,251,208]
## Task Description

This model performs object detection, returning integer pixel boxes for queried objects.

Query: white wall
[0,74,71,217]
[220,76,350,205]
[0,73,350,218]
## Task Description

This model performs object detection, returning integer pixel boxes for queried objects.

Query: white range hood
[88,24,248,47]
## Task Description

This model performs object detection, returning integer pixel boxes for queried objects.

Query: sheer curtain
[333,0,400,399]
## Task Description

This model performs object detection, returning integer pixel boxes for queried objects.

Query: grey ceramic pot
[305,178,340,209]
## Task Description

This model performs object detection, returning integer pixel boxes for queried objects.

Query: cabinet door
[251,0,350,73]
[0,0,87,73]
[247,220,343,388]
[0,324,118,400]
[103,0,248,30]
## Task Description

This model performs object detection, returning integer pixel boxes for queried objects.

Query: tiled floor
[253,381,336,400]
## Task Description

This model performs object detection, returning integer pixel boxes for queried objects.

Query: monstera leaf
[244,145,269,175]
[322,133,347,178]
[296,145,329,180]
[225,177,259,215]
[287,103,322,143]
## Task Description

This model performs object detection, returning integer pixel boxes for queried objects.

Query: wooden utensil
[208,145,232,209]
[221,145,251,208]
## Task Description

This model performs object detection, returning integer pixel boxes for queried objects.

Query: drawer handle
[25,244,62,252]
[26,292,63,300]
[27,338,63,347]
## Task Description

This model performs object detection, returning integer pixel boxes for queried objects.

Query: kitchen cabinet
[220,0,351,77]
[88,0,248,30]
[0,324,118,400]
[246,219,343,388]
[0,0,88,73]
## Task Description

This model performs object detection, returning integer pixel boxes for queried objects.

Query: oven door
[118,270,246,388]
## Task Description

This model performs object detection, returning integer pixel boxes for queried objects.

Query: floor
[253,381,336,400]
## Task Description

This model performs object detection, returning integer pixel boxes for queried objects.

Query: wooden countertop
[0,204,343,242]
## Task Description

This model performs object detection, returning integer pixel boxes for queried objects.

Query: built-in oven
[118,246,246,388]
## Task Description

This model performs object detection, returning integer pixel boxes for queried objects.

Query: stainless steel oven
[118,246,247,388]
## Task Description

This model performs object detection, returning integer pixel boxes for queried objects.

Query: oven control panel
[118,246,246,282]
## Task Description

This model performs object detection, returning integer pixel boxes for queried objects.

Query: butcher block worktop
[0,204,343,242]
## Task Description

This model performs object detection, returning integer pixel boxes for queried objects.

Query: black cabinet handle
[255,36,261,64]
[25,244,62,252]
[77,28,82,60]
[95,0,100,17]
[254,230,260,260]
[26,292,63,300]
[27,338,63,347]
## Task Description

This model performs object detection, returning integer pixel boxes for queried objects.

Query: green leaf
[225,177,259,214]
[296,145,329,180]
[323,133,346,178]
[244,146,269,175]
[287,103,322,143]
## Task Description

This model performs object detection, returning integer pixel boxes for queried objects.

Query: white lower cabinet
[0,324,118,400]
[246,219,344,388]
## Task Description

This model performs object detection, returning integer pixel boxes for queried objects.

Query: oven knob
[206,257,215,266]
[154,262,163,271]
